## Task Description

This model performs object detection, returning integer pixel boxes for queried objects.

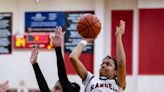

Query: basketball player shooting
[69,20,126,92]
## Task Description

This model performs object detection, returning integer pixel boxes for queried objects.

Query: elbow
[119,81,126,90]
[69,53,78,63]
[117,59,126,65]
[117,56,126,65]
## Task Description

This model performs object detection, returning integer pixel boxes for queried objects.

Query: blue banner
[25,12,65,32]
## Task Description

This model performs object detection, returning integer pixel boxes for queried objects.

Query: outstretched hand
[51,26,65,47]
[115,20,125,37]
[30,48,39,64]
[0,81,9,92]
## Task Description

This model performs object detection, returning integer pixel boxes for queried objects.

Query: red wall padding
[111,10,133,75]
[139,9,164,75]
[64,53,93,74]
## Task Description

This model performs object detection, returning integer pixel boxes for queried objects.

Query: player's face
[99,58,116,78]
[54,81,63,92]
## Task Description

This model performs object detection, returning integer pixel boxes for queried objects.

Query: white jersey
[83,72,119,92]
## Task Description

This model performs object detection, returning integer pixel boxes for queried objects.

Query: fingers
[30,48,39,64]
[4,81,9,85]
[58,26,63,34]
[115,20,126,37]
[2,83,9,92]
[120,20,125,24]
[55,26,61,34]
[31,48,39,57]
[34,50,38,56]
[62,31,65,37]
[119,20,125,30]
[55,26,64,35]
[32,48,38,54]
[116,26,119,30]
[35,50,39,56]
[0,81,9,92]
[51,35,54,41]
[55,26,59,34]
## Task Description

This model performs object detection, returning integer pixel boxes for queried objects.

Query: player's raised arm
[115,20,126,89]
[30,48,51,92]
[70,14,100,81]
[69,39,94,81]
[51,26,69,83]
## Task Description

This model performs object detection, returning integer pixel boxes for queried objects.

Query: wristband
[80,40,88,46]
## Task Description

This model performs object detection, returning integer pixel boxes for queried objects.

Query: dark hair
[71,82,80,92]
[104,55,117,70]
[113,57,117,70]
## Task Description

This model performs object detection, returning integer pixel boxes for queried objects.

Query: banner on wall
[139,9,164,75]
[0,13,12,54]
[25,12,65,32]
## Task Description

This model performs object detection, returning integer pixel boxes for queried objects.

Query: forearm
[32,63,51,92]
[116,36,126,88]
[69,43,88,80]
[70,42,85,59]
[116,36,126,64]
[55,47,77,91]
[55,47,69,82]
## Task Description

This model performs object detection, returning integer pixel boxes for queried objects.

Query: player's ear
[114,70,117,77]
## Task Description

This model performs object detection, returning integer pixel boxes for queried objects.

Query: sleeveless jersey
[83,72,119,92]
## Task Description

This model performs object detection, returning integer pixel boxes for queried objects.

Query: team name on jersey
[90,83,118,92]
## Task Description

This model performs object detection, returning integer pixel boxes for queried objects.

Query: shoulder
[82,72,95,86]
[118,86,124,92]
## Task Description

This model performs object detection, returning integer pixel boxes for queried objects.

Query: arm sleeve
[55,47,74,91]
[32,63,51,92]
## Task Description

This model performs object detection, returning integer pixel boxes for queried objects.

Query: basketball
[77,14,101,38]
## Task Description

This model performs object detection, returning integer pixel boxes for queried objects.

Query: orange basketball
[77,14,101,38]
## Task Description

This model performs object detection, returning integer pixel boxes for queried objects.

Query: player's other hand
[51,26,65,47]
[30,48,39,64]
[115,20,125,38]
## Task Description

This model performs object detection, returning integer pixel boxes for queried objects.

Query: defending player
[30,26,80,92]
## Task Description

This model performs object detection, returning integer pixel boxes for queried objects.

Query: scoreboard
[14,33,54,49]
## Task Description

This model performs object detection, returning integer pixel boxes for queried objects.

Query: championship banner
[0,13,12,54]
[25,12,65,32]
